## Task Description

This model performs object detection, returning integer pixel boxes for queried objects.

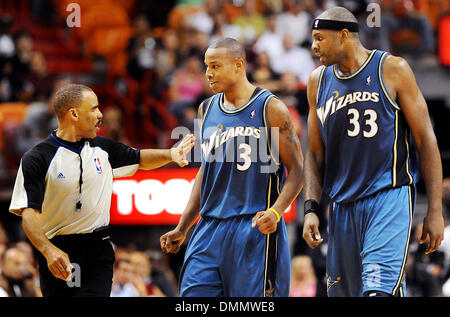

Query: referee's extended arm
[22,208,72,281]
[139,134,195,170]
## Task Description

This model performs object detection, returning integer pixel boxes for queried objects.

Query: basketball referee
[9,84,195,297]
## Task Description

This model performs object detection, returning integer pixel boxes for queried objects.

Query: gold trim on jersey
[333,50,376,80]
[219,88,267,114]
[263,175,272,297]
[405,131,414,185]
[263,233,271,297]
[392,110,399,187]
[263,95,281,166]
[378,52,401,111]
[391,185,413,296]
[200,95,216,132]
[316,66,326,105]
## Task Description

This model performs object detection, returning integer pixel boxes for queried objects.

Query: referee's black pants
[37,227,115,297]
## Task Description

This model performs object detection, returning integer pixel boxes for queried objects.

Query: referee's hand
[171,134,195,167]
[44,246,73,281]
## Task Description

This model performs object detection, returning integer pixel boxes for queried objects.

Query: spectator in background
[277,71,309,118]
[277,73,304,140]
[22,51,55,102]
[14,78,67,156]
[187,0,218,35]
[168,49,209,123]
[111,259,141,297]
[289,255,317,297]
[333,0,368,17]
[210,11,244,45]
[98,105,130,144]
[272,33,315,86]
[247,50,280,92]
[406,222,445,297]
[13,241,42,297]
[0,27,30,102]
[377,0,435,57]
[276,0,312,47]
[10,29,33,79]
[232,0,266,45]
[0,14,15,64]
[0,60,22,102]
[0,247,39,297]
[155,28,181,82]
[126,15,156,82]
[147,249,179,297]
[252,11,284,71]
[129,251,166,297]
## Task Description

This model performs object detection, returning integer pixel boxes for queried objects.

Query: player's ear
[69,108,79,121]
[337,29,349,43]
[235,58,244,73]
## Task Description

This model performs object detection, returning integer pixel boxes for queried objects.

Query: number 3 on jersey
[237,143,252,171]
[347,108,378,138]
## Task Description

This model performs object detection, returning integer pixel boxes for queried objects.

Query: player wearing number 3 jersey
[302,7,444,297]
[160,38,304,297]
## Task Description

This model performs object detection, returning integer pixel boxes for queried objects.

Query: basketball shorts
[179,214,290,297]
[326,185,415,297]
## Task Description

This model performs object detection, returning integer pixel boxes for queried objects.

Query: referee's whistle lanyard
[76,148,83,212]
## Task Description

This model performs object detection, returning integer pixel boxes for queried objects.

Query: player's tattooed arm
[278,112,300,150]
[265,97,304,216]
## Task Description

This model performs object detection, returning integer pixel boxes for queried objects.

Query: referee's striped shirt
[9,131,140,239]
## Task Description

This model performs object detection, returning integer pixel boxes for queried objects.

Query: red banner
[110,168,296,225]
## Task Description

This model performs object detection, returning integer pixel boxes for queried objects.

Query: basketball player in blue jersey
[160,38,303,297]
[302,7,444,297]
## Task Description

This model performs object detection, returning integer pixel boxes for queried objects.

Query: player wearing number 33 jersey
[316,49,420,297]
[316,49,418,202]
[303,7,444,298]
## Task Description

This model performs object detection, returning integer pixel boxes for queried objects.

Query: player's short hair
[52,84,93,119]
[317,6,358,23]
[208,37,246,62]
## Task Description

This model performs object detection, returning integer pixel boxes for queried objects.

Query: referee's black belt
[50,226,111,242]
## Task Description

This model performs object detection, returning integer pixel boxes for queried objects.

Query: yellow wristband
[268,208,281,223]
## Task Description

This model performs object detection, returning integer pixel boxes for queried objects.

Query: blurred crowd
[0,0,449,297]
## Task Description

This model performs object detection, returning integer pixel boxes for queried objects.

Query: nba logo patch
[250,110,256,119]
[366,76,372,86]
[94,157,103,174]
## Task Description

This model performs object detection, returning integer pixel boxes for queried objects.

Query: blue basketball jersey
[316,50,418,203]
[200,87,286,219]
